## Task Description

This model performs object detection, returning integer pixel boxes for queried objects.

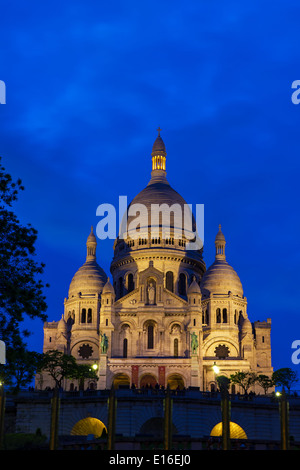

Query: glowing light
[71,417,107,438]
[210,422,247,439]
[212,362,219,374]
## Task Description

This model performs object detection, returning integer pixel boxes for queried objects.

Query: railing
[8,386,300,405]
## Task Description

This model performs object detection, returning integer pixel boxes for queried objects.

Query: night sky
[1,1,300,379]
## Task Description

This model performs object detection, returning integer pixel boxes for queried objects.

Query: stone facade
[36,131,273,393]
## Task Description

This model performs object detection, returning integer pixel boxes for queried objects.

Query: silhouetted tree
[257,374,274,394]
[0,157,48,353]
[230,371,257,394]
[38,350,98,390]
[272,368,298,393]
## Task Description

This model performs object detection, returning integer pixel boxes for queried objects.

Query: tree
[230,371,257,394]
[68,364,98,390]
[5,347,42,392]
[37,350,78,389]
[0,157,48,351]
[256,374,274,395]
[38,350,98,390]
[216,375,231,394]
[272,368,298,393]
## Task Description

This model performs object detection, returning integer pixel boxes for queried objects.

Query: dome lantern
[151,127,167,180]
[215,224,226,260]
[86,226,97,261]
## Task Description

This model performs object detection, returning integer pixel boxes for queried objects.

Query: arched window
[205,309,209,325]
[87,308,92,323]
[166,271,174,292]
[128,273,134,292]
[222,308,227,323]
[123,338,128,358]
[148,324,154,349]
[216,308,221,323]
[178,273,187,296]
[81,308,86,323]
[174,338,178,357]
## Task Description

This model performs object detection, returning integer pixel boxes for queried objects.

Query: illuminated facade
[37,130,273,393]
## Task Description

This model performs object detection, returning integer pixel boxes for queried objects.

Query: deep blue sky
[1,0,300,378]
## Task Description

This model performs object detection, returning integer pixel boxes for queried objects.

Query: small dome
[200,259,243,297]
[241,317,253,334]
[68,229,107,297]
[215,224,225,241]
[200,225,243,297]
[102,277,115,295]
[57,315,67,332]
[87,226,97,243]
[68,261,107,297]
[187,276,201,294]
[152,131,166,155]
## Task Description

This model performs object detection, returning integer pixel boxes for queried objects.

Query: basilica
[37,131,273,393]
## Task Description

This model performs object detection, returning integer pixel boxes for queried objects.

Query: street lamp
[212,362,220,374]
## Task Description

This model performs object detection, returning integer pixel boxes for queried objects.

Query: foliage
[3,347,43,392]
[216,375,231,393]
[38,350,98,389]
[229,371,257,394]
[3,430,47,450]
[68,363,98,388]
[0,156,48,351]
[272,368,298,392]
[37,350,78,389]
[256,374,274,394]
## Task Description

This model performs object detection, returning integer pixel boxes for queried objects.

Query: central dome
[119,129,197,243]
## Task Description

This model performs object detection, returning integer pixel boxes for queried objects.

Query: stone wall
[6,388,300,447]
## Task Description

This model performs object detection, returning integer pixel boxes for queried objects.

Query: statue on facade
[147,282,156,305]
[100,332,108,354]
[191,332,198,354]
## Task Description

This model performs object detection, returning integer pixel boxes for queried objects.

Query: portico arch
[112,373,130,389]
[167,374,185,390]
[140,373,158,388]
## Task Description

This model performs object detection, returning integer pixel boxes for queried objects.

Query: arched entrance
[167,374,185,390]
[140,417,177,438]
[71,417,107,438]
[112,373,130,389]
[140,374,158,388]
[210,422,247,439]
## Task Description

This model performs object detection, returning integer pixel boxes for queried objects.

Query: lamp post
[164,386,173,450]
[212,362,231,450]
[221,388,231,450]
[279,388,289,450]
[107,386,117,450]
[49,387,60,450]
